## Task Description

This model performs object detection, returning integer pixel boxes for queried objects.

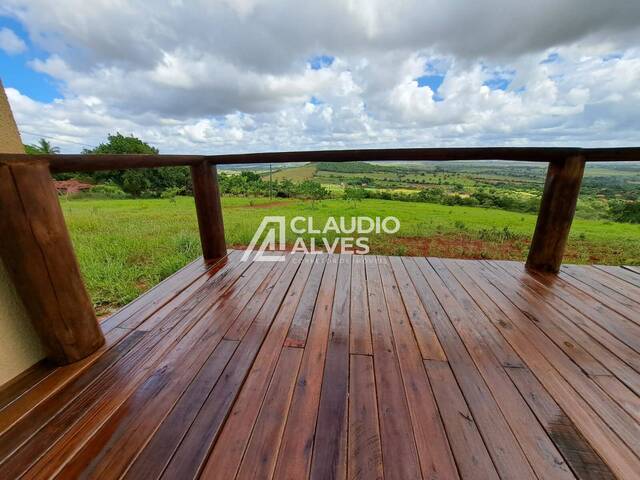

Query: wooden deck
[1,252,639,479]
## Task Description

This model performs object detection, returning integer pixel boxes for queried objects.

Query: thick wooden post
[191,161,226,262]
[0,159,104,364]
[526,155,586,273]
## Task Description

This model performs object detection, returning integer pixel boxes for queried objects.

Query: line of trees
[25,133,639,223]
[27,133,330,200]
[345,186,541,213]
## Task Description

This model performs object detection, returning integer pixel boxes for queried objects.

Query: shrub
[608,200,640,223]
[161,187,182,200]
[87,184,127,199]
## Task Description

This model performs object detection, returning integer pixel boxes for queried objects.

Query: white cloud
[2,1,640,152]
[0,27,27,55]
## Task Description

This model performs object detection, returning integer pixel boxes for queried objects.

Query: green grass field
[61,196,640,313]
[266,164,317,181]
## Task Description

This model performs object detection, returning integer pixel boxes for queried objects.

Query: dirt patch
[229,234,624,264]
[55,179,93,195]
[376,235,528,260]
[231,233,530,261]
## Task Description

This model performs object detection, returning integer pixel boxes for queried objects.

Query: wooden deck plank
[492,261,640,398]
[425,257,573,480]
[404,257,537,480]
[474,261,640,450]
[424,359,499,480]
[235,346,303,480]
[3,258,272,479]
[103,252,233,333]
[558,267,640,325]
[98,256,206,332]
[0,329,144,462]
[432,259,524,369]
[349,255,373,355]
[512,263,640,364]
[122,339,237,479]
[310,255,352,480]
[379,256,459,479]
[135,251,248,332]
[458,260,640,479]
[0,326,129,436]
[122,257,290,479]
[0,254,245,443]
[364,257,423,480]
[0,361,53,411]
[442,259,627,478]
[563,265,640,304]
[2,253,640,480]
[56,339,238,479]
[272,255,339,480]
[482,262,610,377]
[348,354,383,480]
[595,265,640,289]
[505,365,615,479]
[284,254,327,347]
[224,255,291,340]
[623,265,640,275]
[198,255,315,479]
[159,254,303,479]
[387,256,445,361]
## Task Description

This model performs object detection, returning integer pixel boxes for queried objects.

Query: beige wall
[0,80,45,386]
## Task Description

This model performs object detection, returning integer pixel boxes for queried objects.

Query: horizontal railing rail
[0,146,638,172]
[0,146,637,365]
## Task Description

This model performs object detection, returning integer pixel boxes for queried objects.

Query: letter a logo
[241,216,287,262]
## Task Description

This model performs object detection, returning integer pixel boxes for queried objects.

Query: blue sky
[0,16,59,102]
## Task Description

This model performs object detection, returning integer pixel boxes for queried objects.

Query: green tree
[297,180,329,202]
[82,133,190,197]
[343,186,368,205]
[608,200,640,223]
[25,138,61,154]
[122,170,151,196]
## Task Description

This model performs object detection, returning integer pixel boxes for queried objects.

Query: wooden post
[191,161,226,262]
[0,159,105,364]
[526,155,586,273]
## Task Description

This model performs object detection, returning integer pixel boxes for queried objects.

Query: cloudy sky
[1,0,639,154]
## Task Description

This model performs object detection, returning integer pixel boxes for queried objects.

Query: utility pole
[269,163,272,199]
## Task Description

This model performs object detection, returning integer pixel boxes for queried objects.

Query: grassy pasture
[265,164,317,181]
[61,196,640,313]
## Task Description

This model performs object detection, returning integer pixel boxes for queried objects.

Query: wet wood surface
[1,252,638,479]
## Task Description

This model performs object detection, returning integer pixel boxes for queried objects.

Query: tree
[82,133,190,197]
[83,133,158,155]
[344,186,367,205]
[297,180,329,203]
[122,170,151,196]
[608,200,640,223]
[25,138,61,154]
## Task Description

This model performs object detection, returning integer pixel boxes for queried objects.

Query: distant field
[265,164,317,181]
[61,196,640,313]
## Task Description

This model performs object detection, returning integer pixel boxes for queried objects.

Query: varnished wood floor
[1,251,640,479]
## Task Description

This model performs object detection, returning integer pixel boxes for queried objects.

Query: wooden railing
[0,147,637,364]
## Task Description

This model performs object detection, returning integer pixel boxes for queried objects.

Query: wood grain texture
[1,253,639,479]
[3,146,637,173]
[273,255,339,480]
[378,256,459,479]
[526,155,586,273]
[310,255,351,480]
[191,161,226,261]
[348,354,383,480]
[0,161,103,363]
[424,359,498,480]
